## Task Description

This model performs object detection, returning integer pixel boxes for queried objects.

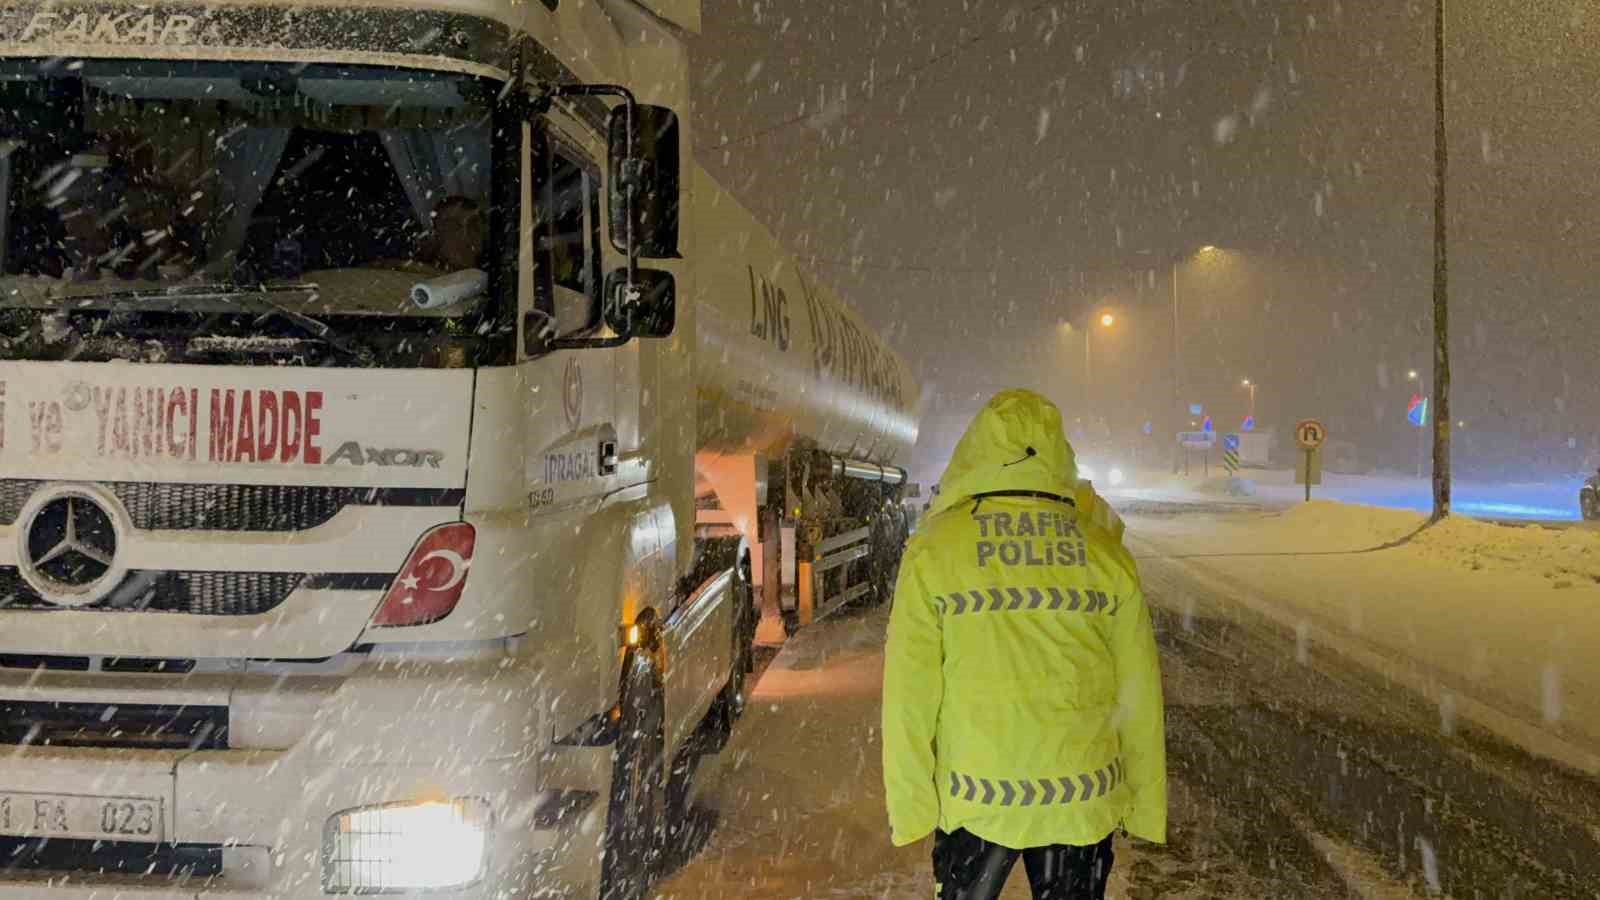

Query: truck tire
[712,566,754,742]
[599,653,665,900]
[739,548,757,673]
[722,615,751,727]
[1583,489,1599,521]
[870,507,906,606]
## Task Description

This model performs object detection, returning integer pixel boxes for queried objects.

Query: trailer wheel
[870,507,906,606]
[599,653,665,900]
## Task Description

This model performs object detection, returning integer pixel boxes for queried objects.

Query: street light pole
[1171,261,1182,471]
[1408,370,1427,480]
[1083,324,1092,417]
[1431,0,1452,521]
[1083,312,1115,425]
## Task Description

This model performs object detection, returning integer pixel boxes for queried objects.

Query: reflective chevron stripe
[946,759,1125,806]
[933,588,1120,617]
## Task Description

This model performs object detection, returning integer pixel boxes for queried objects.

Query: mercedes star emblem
[19,489,122,606]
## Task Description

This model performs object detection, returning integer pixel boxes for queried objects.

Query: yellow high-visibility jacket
[883,390,1167,849]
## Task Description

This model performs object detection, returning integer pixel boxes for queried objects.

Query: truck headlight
[324,798,490,893]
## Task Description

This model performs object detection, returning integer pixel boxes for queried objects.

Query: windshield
[0,59,511,367]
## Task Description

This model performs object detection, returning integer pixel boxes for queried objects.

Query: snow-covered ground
[1108,466,1588,521]
[657,605,1361,899]
[659,499,1600,897]
[1126,499,1600,774]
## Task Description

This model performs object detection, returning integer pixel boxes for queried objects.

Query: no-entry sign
[1295,419,1327,450]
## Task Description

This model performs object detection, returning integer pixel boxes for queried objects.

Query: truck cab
[0,2,916,897]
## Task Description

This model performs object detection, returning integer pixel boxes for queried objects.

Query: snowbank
[1127,500,1600,774]
[1262,501,1600,587]
[1196,475,1257,498]
[1128,493,1599,588]
[1110,468,1585,521]
[1415,516,1600,586]
[1273,500,1424,547]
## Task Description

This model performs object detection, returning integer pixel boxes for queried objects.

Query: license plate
[0,792,164,841]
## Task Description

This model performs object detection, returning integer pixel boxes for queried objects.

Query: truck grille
[0,480,462,532]
[0,568,304,616]
[0,699,229,749]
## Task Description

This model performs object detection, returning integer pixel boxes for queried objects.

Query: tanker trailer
[691,162,920,636]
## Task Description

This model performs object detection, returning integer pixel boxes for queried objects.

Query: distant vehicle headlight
[1108,467,1126,487]
[324,798,490,892]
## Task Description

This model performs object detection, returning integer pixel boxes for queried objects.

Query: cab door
[519,113,621,510]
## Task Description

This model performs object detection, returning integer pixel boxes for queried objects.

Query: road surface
[657,504,1600,899]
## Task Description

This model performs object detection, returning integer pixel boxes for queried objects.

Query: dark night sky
[688,0,1600,480]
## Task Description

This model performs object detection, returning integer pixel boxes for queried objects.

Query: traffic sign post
[1222,433,1241,475]
[1294,419,1327,501]
[1177,430,1216,477]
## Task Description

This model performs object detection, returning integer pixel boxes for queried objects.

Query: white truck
[0,1,919,896]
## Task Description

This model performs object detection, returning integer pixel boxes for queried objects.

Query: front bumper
[0,653,615,898]
[0,743,608,898]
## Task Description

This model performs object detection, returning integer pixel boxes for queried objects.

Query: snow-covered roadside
[1127,501,1600,774]
[1109,468,1586,521]
[657,607,1183,899]
[655,606,934,899]
[655,605,1341,899]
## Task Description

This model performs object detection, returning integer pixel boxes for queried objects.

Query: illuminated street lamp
[1100,313,1115,328]
[1240,378,1256,418]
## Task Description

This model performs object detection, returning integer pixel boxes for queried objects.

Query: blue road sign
[1242,415,1256,432]
[1202,416,1214,433]
[1189,403,1203,415]
[1142,421,1154,435]
[1223,433,1241,452]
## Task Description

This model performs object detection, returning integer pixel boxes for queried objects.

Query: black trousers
[932,828,1114,900]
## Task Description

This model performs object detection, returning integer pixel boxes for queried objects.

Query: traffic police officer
[883,389,1166,899]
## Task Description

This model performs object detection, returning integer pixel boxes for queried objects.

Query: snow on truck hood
[0,362,472,488]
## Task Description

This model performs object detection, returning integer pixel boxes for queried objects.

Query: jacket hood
[927,389,1078,517]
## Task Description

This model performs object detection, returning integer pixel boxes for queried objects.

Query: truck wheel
[713,577,754,741]
[1583,490,1599,521]
[722,627,750,728]
[738,550,757,673]
[870,508,905,606]
[599,654,665,900]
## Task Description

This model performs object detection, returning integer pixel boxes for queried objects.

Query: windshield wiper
[242,290,365,359]
[54,283,366,359]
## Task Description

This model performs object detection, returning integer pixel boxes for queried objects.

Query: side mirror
[604,268,675,339]
[608,104,680,259]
